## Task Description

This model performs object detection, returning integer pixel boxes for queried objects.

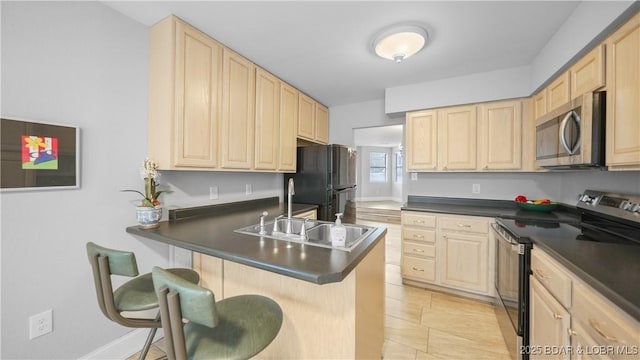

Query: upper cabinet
[406,100,523,172]
[148,16,223,170]
[297,93,329,145]
[406,110,438,171]
[220,49,255,170]
[605,11,640,170]
[148,15,326,172]
[546,72,571,113]
[532,91,547,121]
[478,100,522,170]
[254,68,280,170]
[438,105,477,171]
[570,44,605,98]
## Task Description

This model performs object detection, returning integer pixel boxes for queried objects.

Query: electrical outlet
[29,309,53,340]
[245,184,252,195]
[209,186,218,200]
[472,184,481,194]
[410,172,418,181]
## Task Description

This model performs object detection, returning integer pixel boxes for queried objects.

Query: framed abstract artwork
[1,118,80,191]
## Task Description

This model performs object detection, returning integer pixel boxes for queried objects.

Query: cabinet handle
[412,248,425,253]
[411,267,425,272]
[567,328,577,336]
[553,313,563,320]
[533,268,550,280]
[413,234,424,239]
[430,165,437,169]
[589,319,618,342]
[443,166,448,170]
[483,165,488,170]
[457,223,472,228]
[413,220,425,224]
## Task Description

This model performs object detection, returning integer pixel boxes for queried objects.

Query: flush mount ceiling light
[372,24,428,63]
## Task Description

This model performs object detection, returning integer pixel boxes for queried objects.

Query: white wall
[0,2,283,359]
[330,99,404,148]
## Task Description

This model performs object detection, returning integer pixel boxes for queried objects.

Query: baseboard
[79,328,163,360]
[356,196,401,202]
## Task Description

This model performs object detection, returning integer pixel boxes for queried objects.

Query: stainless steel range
[493,189,640,360]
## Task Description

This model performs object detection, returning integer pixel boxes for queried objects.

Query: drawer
[530,248,572,308]
[573,280,639,350]
[402,228,436,243]
[439,216,488,234]
[402,212,436,228]
[402,256,436,282]
[403,241,436,258]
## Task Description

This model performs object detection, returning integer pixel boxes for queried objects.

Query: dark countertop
[499,219,640,322]
[126,197,386,285]
[402,195,581,224]
[402,195,639,321]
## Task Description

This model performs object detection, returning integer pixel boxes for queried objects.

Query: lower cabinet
[530,248,640,360]
[401,211,494,298]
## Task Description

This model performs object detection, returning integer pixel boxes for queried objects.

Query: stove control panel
[577,190,640,222]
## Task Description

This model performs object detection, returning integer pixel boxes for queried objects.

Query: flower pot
[136,206,162,229]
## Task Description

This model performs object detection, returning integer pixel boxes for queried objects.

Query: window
[369,152,387,183]
[395,152,403,183]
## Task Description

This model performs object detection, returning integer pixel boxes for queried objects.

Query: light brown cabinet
[254,68,280,170]
[478,99,522,170]
[605,11,640,170]
[547,71,571,113]
[401,211,493,298]
[148,16,223,170]
[406,110,438,171]
[438,105,478,170]
[530,276,571,360]
[570,44,605,98]
[297,93,329,144]
[278,83,298,172]
[220,49,255,169]
[532,91,547,121]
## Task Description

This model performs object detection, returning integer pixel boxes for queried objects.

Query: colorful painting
[22,135,59,170]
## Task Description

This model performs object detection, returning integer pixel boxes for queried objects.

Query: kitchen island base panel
[402,278,495,304]
[194,237,385,359]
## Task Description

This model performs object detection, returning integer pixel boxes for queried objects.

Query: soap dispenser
[331,213,347,247]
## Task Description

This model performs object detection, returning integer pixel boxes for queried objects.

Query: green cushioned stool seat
[152,266,283,360]
[86,242,200,360]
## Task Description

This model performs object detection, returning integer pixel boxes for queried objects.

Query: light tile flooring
[130,220,510,360]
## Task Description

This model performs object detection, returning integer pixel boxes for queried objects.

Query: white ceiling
[102,1,581,108]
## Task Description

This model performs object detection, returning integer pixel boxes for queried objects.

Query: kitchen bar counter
[126,197,386,284]
[402,195,581,224]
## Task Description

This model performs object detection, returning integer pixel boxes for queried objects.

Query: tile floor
[129,220,510,360]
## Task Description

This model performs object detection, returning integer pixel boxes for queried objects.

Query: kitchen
[1,1,640,359]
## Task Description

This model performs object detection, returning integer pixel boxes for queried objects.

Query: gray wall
[0,2,282,358]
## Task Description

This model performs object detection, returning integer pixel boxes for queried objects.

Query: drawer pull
[533,268,550,280]
[413,220,425,224]
[589,319,617,342]
[411,267,425,272]
[553,313,563,320]
[413,234,424,239]
[457,223,472,228]
[567,328,577,336]
[412,248,425,253]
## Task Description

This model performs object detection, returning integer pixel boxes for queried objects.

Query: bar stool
[152,266,283,360]
[86,242,200,359]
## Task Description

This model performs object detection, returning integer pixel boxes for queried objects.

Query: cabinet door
[279,83,298,172]
[254,68,280,170]
[315,104,329,144]
[221,49,255,169]
[405,110,438,171]
[438,106,477,170]
[547,72,571,112]
[173,20,222,168]
[478,100,522,170]
[439,231,488,293]
[298,93,315,140]
[532,91,547,121]
[571,44,605,98]
[529,277,571,360]
[606,12,640,169]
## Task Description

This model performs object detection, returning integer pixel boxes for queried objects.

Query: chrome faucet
[287,178,295,233]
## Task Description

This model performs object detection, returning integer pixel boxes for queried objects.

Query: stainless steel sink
[235,217,375,251]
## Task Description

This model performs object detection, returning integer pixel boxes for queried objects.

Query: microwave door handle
[560,111,579,155]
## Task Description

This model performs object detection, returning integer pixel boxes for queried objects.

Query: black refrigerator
[285,144,357,223]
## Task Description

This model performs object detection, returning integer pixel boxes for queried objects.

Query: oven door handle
[491,223,523,251]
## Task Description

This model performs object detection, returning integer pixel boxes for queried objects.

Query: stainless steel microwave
[535,91,606,169]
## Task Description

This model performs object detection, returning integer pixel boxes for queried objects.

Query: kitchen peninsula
[126,197,386,359]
